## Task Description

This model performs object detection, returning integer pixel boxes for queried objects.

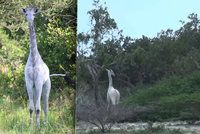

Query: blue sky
[78,0,200,39]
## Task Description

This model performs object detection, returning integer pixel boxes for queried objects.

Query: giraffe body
[22,6,51,127]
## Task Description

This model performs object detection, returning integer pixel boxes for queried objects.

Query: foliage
[0,30,25,101]
[0,0,76,36]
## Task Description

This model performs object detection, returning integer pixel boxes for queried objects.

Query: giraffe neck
[108,71,113,88]
[28,22,39,65]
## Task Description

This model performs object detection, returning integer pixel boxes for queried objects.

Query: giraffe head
[110,69,115,76]
[106,69,115,76]
[21,6,40,23]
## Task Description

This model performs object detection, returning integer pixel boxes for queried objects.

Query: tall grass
[0,93,74,134]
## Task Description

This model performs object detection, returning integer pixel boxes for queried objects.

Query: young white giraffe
[106,69,120,106]
[21,6,51,127]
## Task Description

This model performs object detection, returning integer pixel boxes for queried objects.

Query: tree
[77,0,121,105]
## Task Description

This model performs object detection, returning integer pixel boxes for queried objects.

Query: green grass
[0,94,74,134]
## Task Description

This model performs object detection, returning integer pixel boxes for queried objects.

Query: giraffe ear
[21,8,26,14]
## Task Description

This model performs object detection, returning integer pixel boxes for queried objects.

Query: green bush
[0,30,26,101]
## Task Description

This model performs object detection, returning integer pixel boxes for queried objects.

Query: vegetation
[124,71,200,121]
[77,0,200,131]
[0,95,74,134]
[0,0,76,133]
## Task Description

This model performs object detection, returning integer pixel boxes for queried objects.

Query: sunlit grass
[0,94,74,134]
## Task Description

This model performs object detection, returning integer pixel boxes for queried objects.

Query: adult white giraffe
[21,6,51,127]
[106,69,120,106]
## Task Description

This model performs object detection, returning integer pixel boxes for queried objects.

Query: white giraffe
[21,6,51,127]
[106,69,120,106]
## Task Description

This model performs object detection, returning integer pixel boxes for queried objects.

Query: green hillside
[124,71,200,121]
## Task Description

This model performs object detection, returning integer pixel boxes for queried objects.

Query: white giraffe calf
[106,69,120,106]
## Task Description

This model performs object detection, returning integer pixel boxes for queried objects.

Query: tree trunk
[94,81,100,106]
[87,64,101,106]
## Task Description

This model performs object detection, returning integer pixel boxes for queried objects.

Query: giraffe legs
[35,81,43,127]
[26,81,34,127]
[42,78,51,123]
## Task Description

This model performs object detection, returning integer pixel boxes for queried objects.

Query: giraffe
[106,69,120,106]
[21,6,51,127]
